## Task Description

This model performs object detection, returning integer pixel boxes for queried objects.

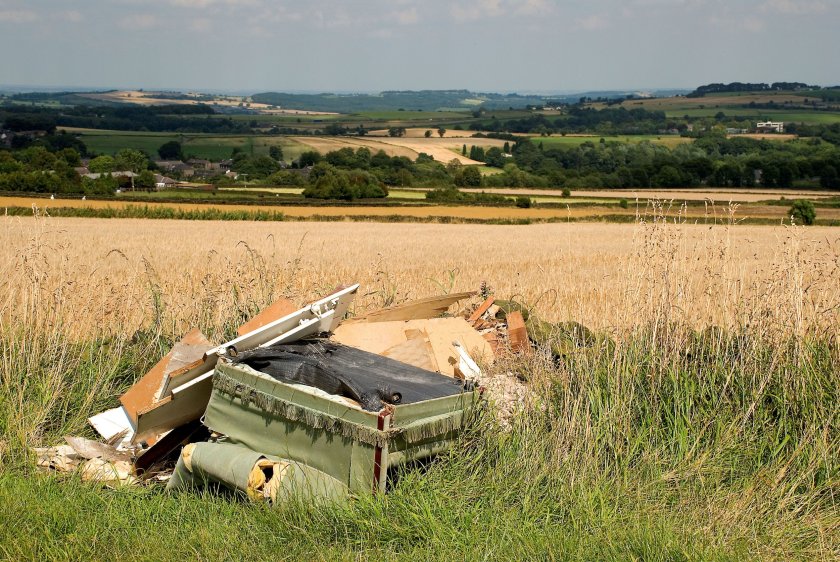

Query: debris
[525,317,596,357]
[349,291,475,323]
[40,285,539,503]
[202,354,477,495]
[80,458,136,487]
[506,311,531,355]
[452,341,482,380]
[88,406,134,448]
[33,445,82,473]
[494,300,530,322]
[332,317,493,377]
[167,442,348,504]
[119,328,213,435]
[133,419,208,476]
[129,285,360,442]
[64,436,131,463]
[231,340,470,411]
[236,297,297,336]
[468,296,496,325]
[381,328,439,372]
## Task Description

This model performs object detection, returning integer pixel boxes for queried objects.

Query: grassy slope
[0,329,835,561]
[65,129,310,161]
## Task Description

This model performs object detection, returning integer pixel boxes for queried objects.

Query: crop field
[530,134,694,149]
[7,194,840,223]
[1,212,837,560]
[292,135,507,164]
[61,128,310,160]
[457,187,837,203]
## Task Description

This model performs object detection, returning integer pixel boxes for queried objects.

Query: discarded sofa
[198,340,479,497]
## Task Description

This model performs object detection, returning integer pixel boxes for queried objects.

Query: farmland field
[5,194,840,222]
[292,135,507,164]
[60,128,310,161]
[529,134,694,148]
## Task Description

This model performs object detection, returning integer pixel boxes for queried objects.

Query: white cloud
[57,10,83,23]
[189,17,212,31]
[0,9,37,23]
[516,0,551,15]
[451,0,504,22]
[121,13,159,28]
[762,0,828,14]
[169,0,260,6]
[393,6,419,24]
[575,14,610,30]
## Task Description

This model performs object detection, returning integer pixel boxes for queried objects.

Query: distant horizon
[2,1,838,94]
[4,83,834,98]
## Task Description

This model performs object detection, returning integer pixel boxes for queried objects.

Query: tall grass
[0,212,837,559]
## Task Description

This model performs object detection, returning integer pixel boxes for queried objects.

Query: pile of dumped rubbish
[34,285,592,504]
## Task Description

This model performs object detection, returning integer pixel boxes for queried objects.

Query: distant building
[83,171,137,180]
[154,174,178,190]
[756,121,784,133]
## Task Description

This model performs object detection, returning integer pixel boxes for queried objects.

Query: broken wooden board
[381,329,439,372]
[332,317,493,377]
[507,311,531,355]
[119,328,213,427]
[64,436,131,463]
[348,292,475,323]
[468,296,496,325]
[236,298,297,336]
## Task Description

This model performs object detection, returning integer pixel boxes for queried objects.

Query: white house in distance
[756,121,784,133]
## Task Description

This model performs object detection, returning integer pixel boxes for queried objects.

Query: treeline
[0,104,250,134]
[492,134,840,189]
[282,148,452,200]
[0,142,158,195]
[687,82,816,97]
[291,134,840,196]
[473,107,671,136]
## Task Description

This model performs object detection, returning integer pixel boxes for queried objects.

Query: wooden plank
[349,292,475,323]
[237,298,296,336]
[507,312,530,355]
[119,329,212,427]
[468,297,495,325]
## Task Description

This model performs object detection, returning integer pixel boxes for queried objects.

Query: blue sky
[1,0,838,93]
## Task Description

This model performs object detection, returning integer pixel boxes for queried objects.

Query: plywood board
[332,317,493,377]
[349,292,475,323]
[120,329,212,426]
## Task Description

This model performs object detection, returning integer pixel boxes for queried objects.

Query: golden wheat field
[2,215,838,342]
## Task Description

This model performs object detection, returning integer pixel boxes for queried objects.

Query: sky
[0,0,838,93]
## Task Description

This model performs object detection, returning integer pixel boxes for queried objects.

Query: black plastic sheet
[232,339,470,411]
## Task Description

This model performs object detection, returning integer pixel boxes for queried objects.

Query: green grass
[1,320,836,559]
[65,129,310,160]
[531,135,693,148]
[665,108,840,124]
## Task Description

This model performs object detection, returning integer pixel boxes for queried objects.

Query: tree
[425,130,432,138]
[158,141,184,160]
[88,155,116,173]
[454,166,482,187]
[269,145,284,161]
[789,199,816,225]
[437,127,446,138]
[388,127,406,137]
[135,169,156,191]
[820,165,839,188]
[462,144,467,156]
[297,151,322,168]
[484,147,505,168]
[115,149,148,173]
